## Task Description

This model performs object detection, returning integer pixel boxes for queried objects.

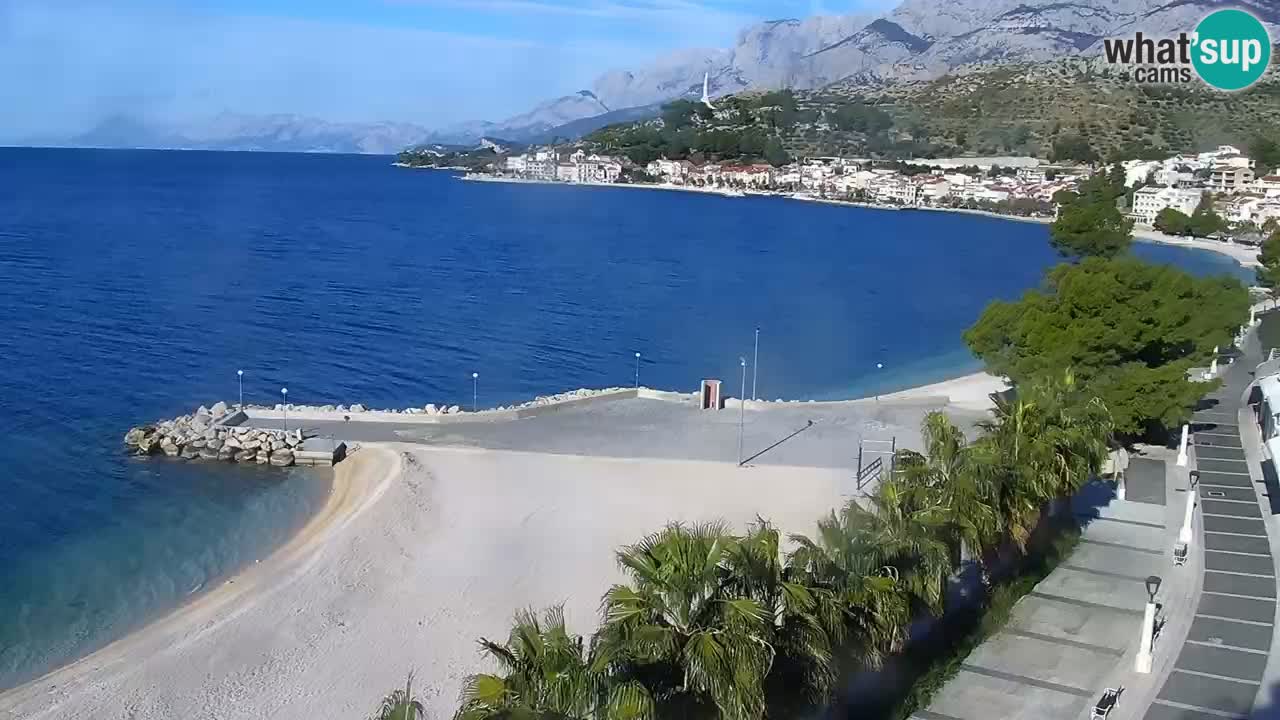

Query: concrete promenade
[916,328,1280,720]
[1138,329,1278,720]
[913,466,1179,720]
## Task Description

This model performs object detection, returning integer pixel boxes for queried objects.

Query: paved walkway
[1138,330,1278,720]
[914,486,1173,720]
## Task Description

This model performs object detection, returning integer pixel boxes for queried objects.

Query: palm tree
[893,411,999,566]
[454,606,653,720]
[374,671,426,720]
[594,522,775,720]
[786,510,912,667]
[722,520,836,710]
[977,370,1113,552]
[840,480,953,615]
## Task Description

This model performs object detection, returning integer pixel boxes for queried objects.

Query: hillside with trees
[577,55,1280,165]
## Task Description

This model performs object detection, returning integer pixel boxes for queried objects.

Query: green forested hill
[581,56,1280,165]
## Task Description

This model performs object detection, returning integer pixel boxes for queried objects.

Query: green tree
[1154,208,1191,235]
[1250,135,1280,173]
[837,479,952,614]
[1049,200,1133,259]
[763,138,791,167]
[972,371,1111,562]
[1050,133,1098,163]
[893,412,998,566]
[456,607,653,720]
[595,523,777,720]
[1257,230,1280,295]
[964,257,1248,437]
[786,511,913,668]
[1187,194,1225,238]
[375,672,427,720]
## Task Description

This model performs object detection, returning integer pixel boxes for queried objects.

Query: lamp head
[1145,575,1162,602]
[237,370,243,377]
[281,387,287,395]
[472,372,478,379]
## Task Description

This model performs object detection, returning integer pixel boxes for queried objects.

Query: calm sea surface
[0,148,1251,690]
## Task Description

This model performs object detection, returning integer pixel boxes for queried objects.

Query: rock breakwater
[124,402,304,467]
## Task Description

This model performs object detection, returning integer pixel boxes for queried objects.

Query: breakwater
[125,401,309,466]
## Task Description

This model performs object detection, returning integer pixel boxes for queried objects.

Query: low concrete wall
[513,389,639,418]
[244,389,656,426]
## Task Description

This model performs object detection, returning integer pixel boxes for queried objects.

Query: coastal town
[481,143,1280,240]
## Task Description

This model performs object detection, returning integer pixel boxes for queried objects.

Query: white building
[646,159,686,182]
[872,177,921,205]
[575,160,622,184]
[556,163,577,182]
[505,154,528,173]
[1210,164,1256,194]
[525,157,556,181]
[1130,186,1203,224]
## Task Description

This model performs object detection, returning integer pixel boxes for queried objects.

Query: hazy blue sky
[0,0,893,140]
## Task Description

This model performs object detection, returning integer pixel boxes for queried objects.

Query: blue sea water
[0,147,1252,690]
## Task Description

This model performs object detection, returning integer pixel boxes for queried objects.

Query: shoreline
[0,364,1000,716]
[0,445,401,712]
[445,172,1261,268]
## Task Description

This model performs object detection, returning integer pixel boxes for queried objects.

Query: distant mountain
[55,112,436,154]
[462,0,1280,147]
[524,103,667,145]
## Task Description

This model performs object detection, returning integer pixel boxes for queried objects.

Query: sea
[0,147,1253,691]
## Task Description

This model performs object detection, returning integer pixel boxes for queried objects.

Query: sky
[0,0,895,141]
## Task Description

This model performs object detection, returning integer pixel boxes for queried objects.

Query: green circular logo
[1192,9,1272,91]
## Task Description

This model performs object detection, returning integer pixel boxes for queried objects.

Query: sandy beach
[0,444,849,720]
[871,370,1009,412]
[0,361,1007,720]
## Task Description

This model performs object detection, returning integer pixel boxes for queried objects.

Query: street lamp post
[1135,575,1162,673]
[472,372,479,412]
[1179,470,1200,545]
[752,327,759,401]
[237,369,244,409]
[738,357,747,465]
[281,387,288,435]
[634,352,641,390]
[1176,424,1189,467]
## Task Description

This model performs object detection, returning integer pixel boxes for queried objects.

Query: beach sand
[0,444,848,720]
[872,370,1009,412]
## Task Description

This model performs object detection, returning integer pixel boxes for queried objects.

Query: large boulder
[350,403,366,413]
[205,438,223,451]
[269,449,295,467]
[217,447,236,462]
[161,440,181,457]
[223,436,241,450]
[124,427,148,446]
[447,405,461,414]
[423,404,437,415]
[255,451,270,464]
[210,401,229,419]
[188,438,207,450]
[199,446,221,460]
[181,445,200,460]
[235,449,257,463]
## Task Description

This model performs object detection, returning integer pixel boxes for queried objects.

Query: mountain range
[37,0,1280,153]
